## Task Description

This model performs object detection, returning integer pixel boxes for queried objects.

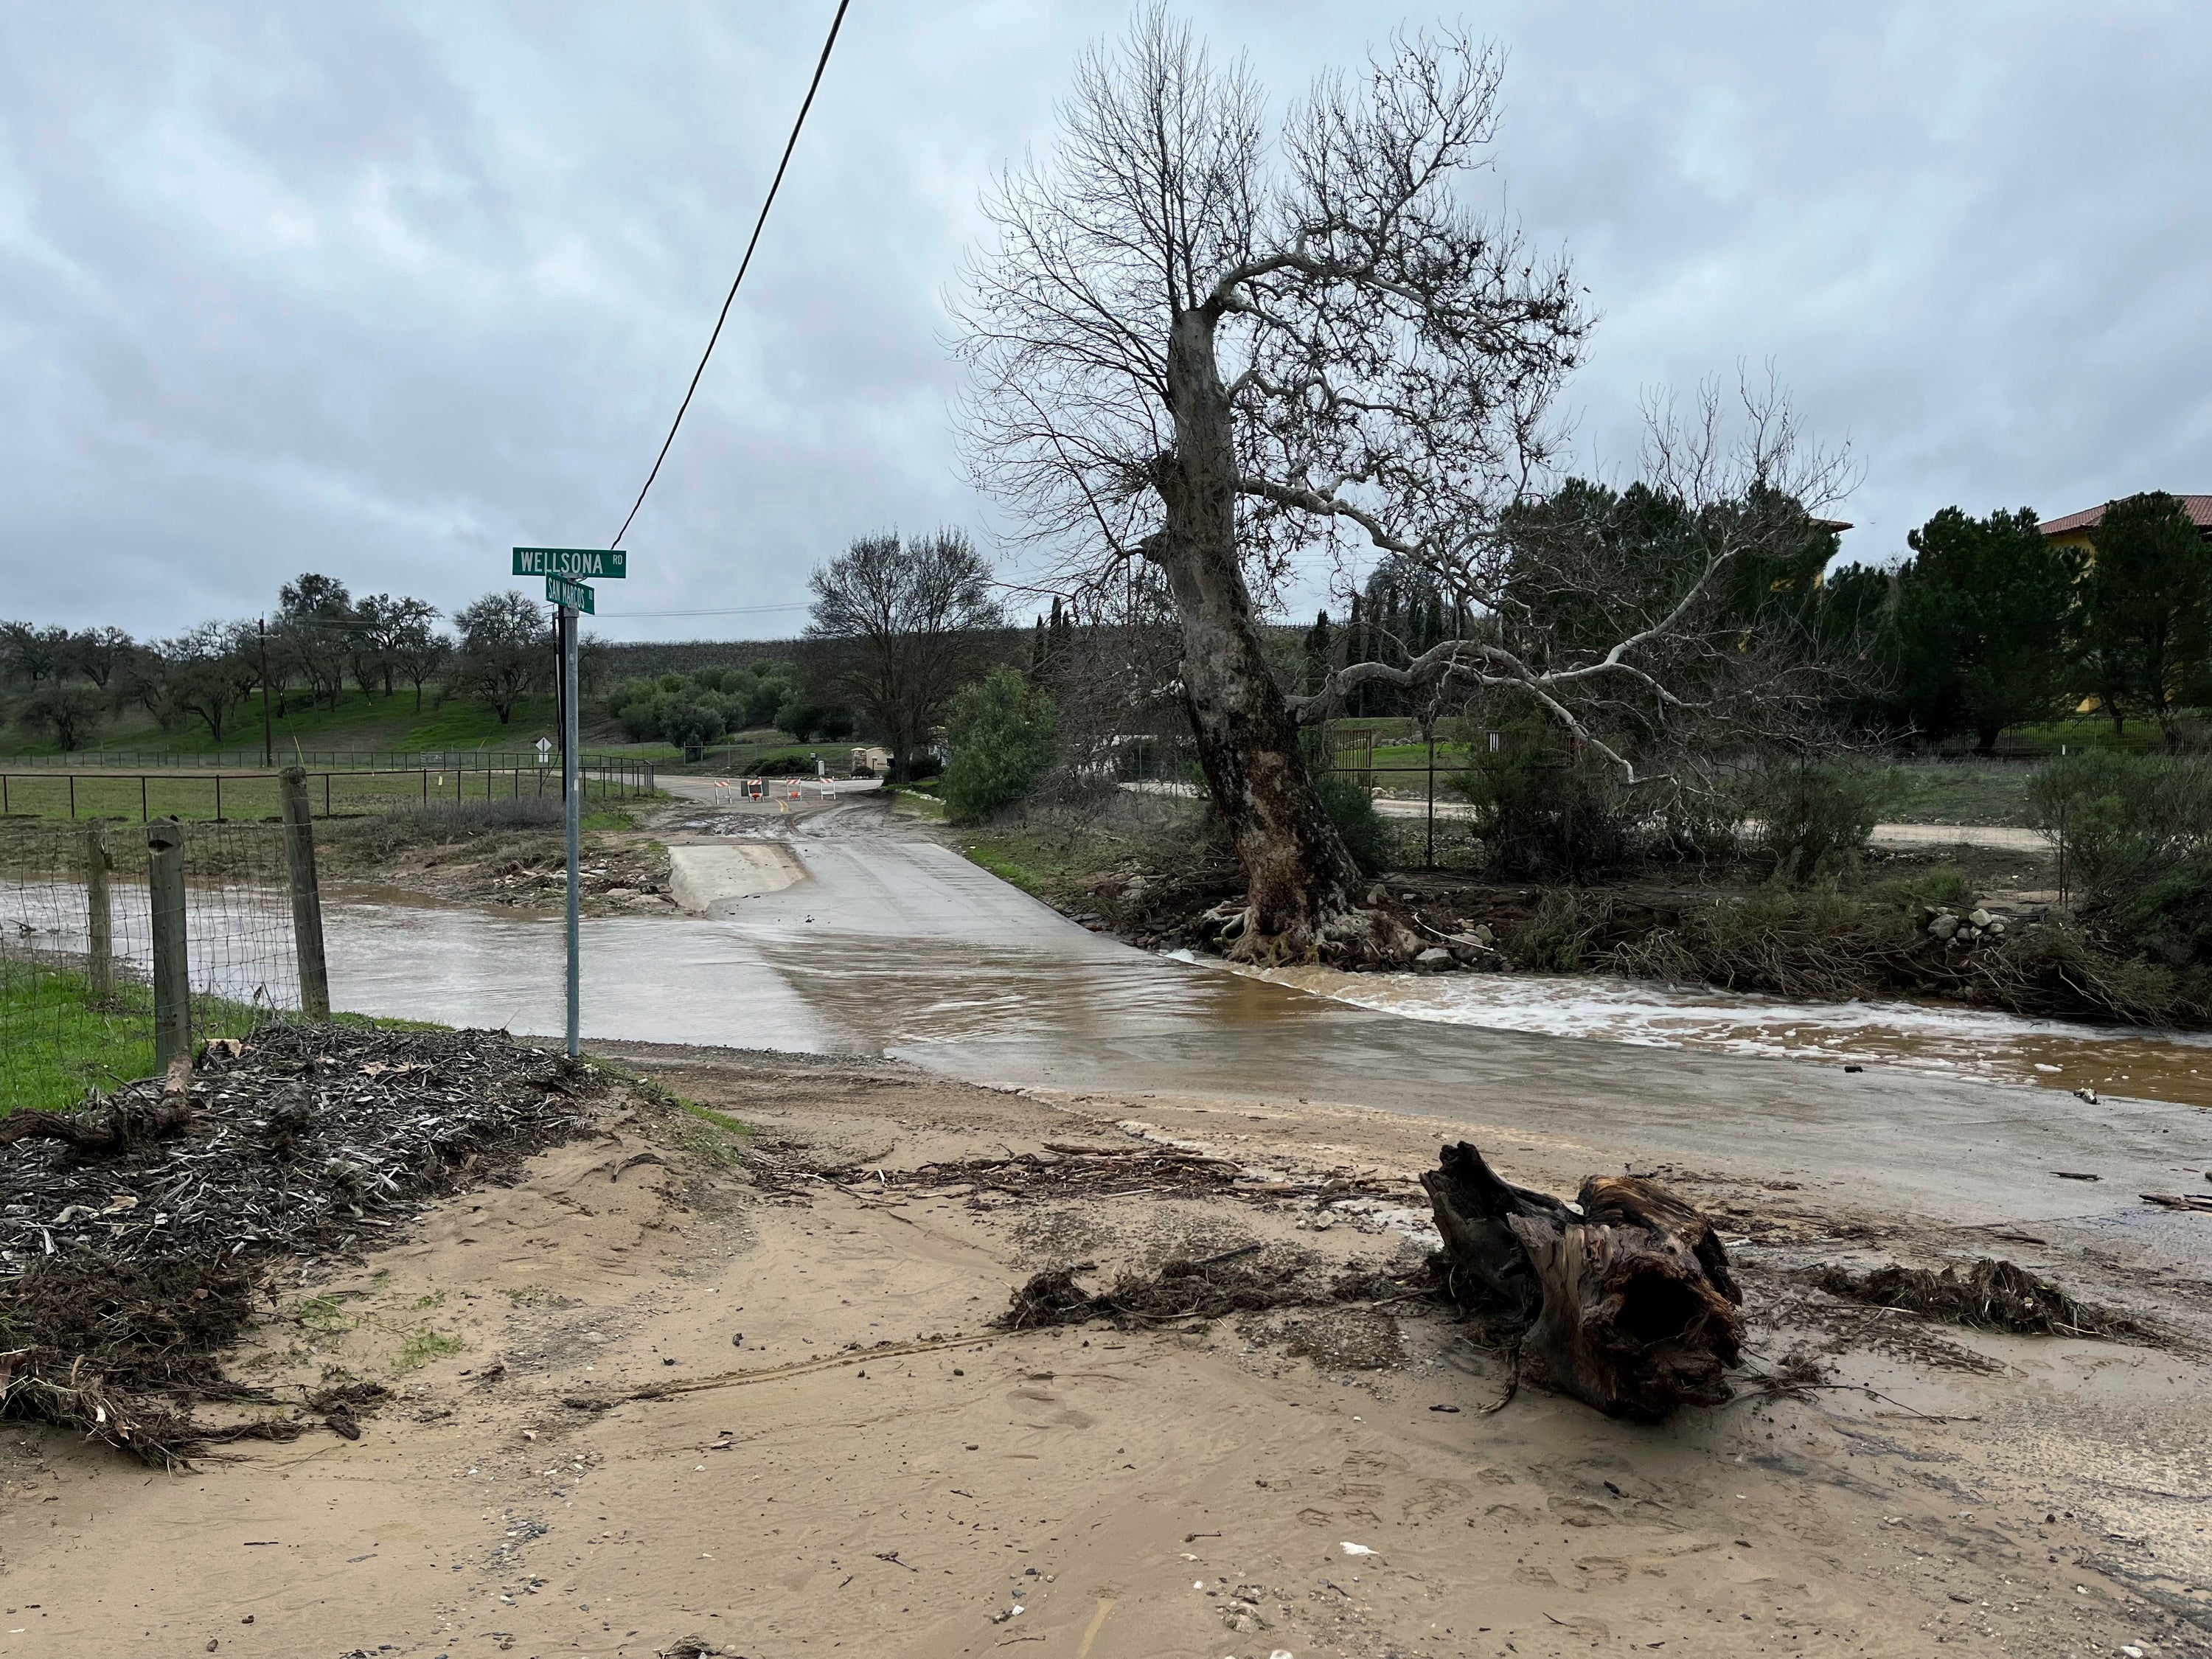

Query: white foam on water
[1219,960,2212,1099]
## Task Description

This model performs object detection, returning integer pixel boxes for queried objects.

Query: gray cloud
[2,1,2205,639]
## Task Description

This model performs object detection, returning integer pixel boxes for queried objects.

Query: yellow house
[2039,494,2212,554]
[2039,494,2211,716]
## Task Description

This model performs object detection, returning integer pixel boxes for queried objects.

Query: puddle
[1220,960,2212,1110]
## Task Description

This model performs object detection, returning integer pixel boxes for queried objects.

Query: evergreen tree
[1345,592,1367,717]
[1301,609,1334,695]
[2079,492,2211,747]
[1893,506,2077,752]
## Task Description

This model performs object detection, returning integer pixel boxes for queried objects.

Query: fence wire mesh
[0,821,301,1114]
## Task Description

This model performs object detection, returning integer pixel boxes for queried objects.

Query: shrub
[1313,769,1389,875]
[604,661,815,745]
[942,668,1056,824]
[1744,757,1896,886]
[1453,757,1632,880]
[2028,751,2212,903]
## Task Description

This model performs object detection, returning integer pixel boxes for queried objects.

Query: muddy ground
[320,818,678,917]
[3,1043,2205,1658]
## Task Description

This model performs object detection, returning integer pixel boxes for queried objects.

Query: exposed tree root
[1421,1141,1742,1420]
[1200,899,1422,970]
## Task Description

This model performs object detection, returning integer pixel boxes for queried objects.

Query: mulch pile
[1810,1256,2143,1340]
[0,1023,602,1464]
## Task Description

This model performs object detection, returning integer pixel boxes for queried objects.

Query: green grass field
[0,960,454,1116]
[4,686,571,762]
[0,763,605,824]
[0,964,305,1115]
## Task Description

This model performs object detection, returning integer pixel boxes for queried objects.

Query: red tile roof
[2040,495,2212,535]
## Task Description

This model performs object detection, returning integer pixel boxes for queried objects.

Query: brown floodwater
[1222,960,2212,1113]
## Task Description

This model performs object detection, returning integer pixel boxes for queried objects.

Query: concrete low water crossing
[310,800,2212,1237]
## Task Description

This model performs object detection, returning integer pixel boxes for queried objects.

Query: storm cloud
[2,1,2205,639]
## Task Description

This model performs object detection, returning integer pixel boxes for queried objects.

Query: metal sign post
[561,599,582,1057]
[515,545,625,1060]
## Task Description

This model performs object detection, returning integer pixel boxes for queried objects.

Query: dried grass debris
[998,1246,1428,1332]
[1809,1256,2141,1339]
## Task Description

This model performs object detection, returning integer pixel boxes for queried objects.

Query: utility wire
[595,601,811,619]
[608,0,852,551]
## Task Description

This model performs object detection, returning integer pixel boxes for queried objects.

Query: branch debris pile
[0,1023,601,1463]
[1810,1256,2143,1340]
[998,1245,1418,1332]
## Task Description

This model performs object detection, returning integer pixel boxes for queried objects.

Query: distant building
[2039,495,2212,554]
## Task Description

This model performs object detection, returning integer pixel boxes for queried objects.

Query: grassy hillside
[6,687,577,760]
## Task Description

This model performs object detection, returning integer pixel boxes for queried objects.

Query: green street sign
[546,574,595,614]
[515,547,627,580]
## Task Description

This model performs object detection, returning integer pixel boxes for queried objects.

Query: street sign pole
[514,547,614,1061]
[562,602,582,1058]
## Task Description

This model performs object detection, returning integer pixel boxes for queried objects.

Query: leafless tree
[958,12,1858,959]
[956,10,1588,959]
[1340,378,1861,795]
[806,530,1005,781]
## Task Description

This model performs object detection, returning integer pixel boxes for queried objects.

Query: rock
[1968,908,1993,928]
[1473,923,1495,946]
[1414,947,1458,973]
[1986,917,2007,936]
[1927,914,1960,941]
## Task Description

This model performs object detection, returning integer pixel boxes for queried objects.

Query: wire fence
[0,748,657,782]
[0,758,655,824]
[0,821,302,1115]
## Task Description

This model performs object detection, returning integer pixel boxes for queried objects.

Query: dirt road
[3,1048,2204,1658]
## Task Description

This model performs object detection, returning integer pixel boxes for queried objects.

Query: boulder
[1968,908,1993,928]
[1928,914,1960,941]
[1414,946,1458,973]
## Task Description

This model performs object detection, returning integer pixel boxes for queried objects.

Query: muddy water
[319,831,2212,1115]
[1229,961,2212,1112]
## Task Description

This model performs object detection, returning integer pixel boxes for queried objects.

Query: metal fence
[0,820,308,1115]
[0,748,657,785]
[0,757,655,823]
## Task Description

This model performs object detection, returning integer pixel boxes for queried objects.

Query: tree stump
[1421,1141,1742,1419]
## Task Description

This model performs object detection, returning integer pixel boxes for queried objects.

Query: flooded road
[319,799,2212,1228]
[1231,960,2212,1112]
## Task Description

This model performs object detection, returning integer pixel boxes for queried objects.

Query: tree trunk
[1422,1141,1743,1419]
[1158,307,1371,959]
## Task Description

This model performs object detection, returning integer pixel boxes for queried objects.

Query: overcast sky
[4,1,2205,641]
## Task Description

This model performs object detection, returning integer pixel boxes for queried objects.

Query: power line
[608,0,853,552]
[594,601,811,619]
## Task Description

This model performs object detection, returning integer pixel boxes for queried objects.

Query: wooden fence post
[279,767,331,1018]
[85,825,113,1002]
[147,818,190,1069]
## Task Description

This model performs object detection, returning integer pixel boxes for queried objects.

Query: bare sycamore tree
[959,12,1853,959]
[806,530,1005,782]
[956,11,1587,960]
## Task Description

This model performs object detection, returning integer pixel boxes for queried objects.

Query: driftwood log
[1421,1141,1742,1419]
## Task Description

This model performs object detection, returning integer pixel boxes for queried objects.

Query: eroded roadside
[3,1040,2205,1658]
